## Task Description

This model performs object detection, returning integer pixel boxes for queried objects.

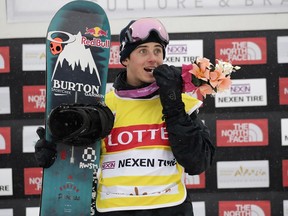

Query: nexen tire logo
[166,44,187,55]
[230,84,250,94]
[217,119,268,147]
[215,37,267,65]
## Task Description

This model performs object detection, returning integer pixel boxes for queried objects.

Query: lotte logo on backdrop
[217,119,268,147]
[215,37,267,65]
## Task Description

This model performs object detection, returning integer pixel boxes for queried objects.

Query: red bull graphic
[85,26,108,37]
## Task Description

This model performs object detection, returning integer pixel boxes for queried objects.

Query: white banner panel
[164,40,203,67]
[26,207,40,216]
[0,87,10,114]
[22,44,46,71]
[282,119,288,146]
[284,200,288,216]
[6,0,288,23]
[22,125,44,153]
[192,201,206,216]
[215,78,267,108]
[0,209,13,216]
[0,168,13,196]
[277,36,288,63]
[217,160,270,189]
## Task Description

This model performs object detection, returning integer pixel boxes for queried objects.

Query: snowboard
[40,1,110,215]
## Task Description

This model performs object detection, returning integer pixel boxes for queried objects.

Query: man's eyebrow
[136,44,162,49]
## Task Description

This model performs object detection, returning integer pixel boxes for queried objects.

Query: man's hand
[153,64,185,120]
[34,127,57,168]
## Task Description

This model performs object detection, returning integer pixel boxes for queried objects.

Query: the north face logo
[215,37,267,65]
[0,46,10,73]
[217,119,268,147]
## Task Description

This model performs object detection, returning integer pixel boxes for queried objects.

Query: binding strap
[47,103,114,146]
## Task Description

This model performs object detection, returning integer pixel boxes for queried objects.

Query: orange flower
[209,68,226,88]
[190,57,211,81]
[217,75,232,92]
[197,57,211,72]
[198,84,214,98]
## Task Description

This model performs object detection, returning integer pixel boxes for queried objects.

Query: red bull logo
[85,26,108,37]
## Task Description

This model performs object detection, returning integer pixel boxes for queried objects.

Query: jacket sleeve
[165,111,215,175]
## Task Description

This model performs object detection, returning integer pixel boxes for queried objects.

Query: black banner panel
[0,29,287,216]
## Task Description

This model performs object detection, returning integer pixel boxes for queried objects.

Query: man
[35,17,215,216]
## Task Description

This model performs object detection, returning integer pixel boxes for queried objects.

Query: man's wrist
[163,105,186,123]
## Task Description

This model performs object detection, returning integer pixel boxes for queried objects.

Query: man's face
[123,42,164,86]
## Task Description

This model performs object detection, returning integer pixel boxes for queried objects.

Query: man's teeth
[145,68,154,72]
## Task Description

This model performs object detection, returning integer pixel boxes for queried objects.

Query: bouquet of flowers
[182,57,240,98]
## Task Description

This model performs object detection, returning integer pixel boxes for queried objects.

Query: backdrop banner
[6,0,288,23]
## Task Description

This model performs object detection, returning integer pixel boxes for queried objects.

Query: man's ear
[121,58,128,67]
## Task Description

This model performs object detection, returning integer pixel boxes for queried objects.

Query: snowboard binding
[47,102,114,146]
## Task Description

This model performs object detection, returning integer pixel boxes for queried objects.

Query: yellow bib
[96,91,202,212]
